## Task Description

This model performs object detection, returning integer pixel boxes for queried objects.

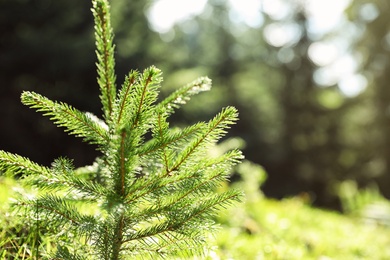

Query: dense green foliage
[0,0,243,258]
[2,166,390,259]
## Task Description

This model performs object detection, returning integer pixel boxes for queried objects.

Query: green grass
[1,174,390,259]
[213,197,390,259]
[209,161,390,259]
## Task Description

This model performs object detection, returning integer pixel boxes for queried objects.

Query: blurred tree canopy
[1,0,389,209]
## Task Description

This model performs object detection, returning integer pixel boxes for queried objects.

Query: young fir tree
[0,0,243,258]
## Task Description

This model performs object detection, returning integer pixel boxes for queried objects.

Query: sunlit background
[147,0,367,97]
[1,0,389,209]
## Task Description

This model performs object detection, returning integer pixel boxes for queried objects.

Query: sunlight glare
[308,42,340,66]
[263,23,301,47]
[146,0,366,97]
[306,0,351,34]
[339,74,367,97]
[228,0,263,28]
[147,0,207,33]
[262,0,290,20]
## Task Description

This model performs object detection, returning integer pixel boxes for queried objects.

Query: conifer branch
[55,247,86,260]
[21,91,109,145]
[158,77,212,115]
[129,66,162,130]
[92,0,117,120]
[27,167,109,200]
[124,151,241,207]
[169,106,239,173]
[137,122,205,156]
[0,150,50,176]
[17,194,95,229]
[114,71,138,127]
[123,149,242,222]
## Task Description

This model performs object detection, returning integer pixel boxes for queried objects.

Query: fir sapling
[0,0,243,259]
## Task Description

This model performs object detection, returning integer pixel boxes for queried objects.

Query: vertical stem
[35,199,39,259]
[111,213,124,260]
[119,130,126,197]
[111,130,126,258]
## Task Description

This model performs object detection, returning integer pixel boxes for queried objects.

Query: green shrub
[0,0,242,258]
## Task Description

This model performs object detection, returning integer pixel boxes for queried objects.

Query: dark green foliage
[0,0,242,259]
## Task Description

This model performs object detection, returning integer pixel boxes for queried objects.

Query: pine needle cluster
[0,0,243,259]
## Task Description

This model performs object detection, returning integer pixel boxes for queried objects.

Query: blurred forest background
[1,0,389,210]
